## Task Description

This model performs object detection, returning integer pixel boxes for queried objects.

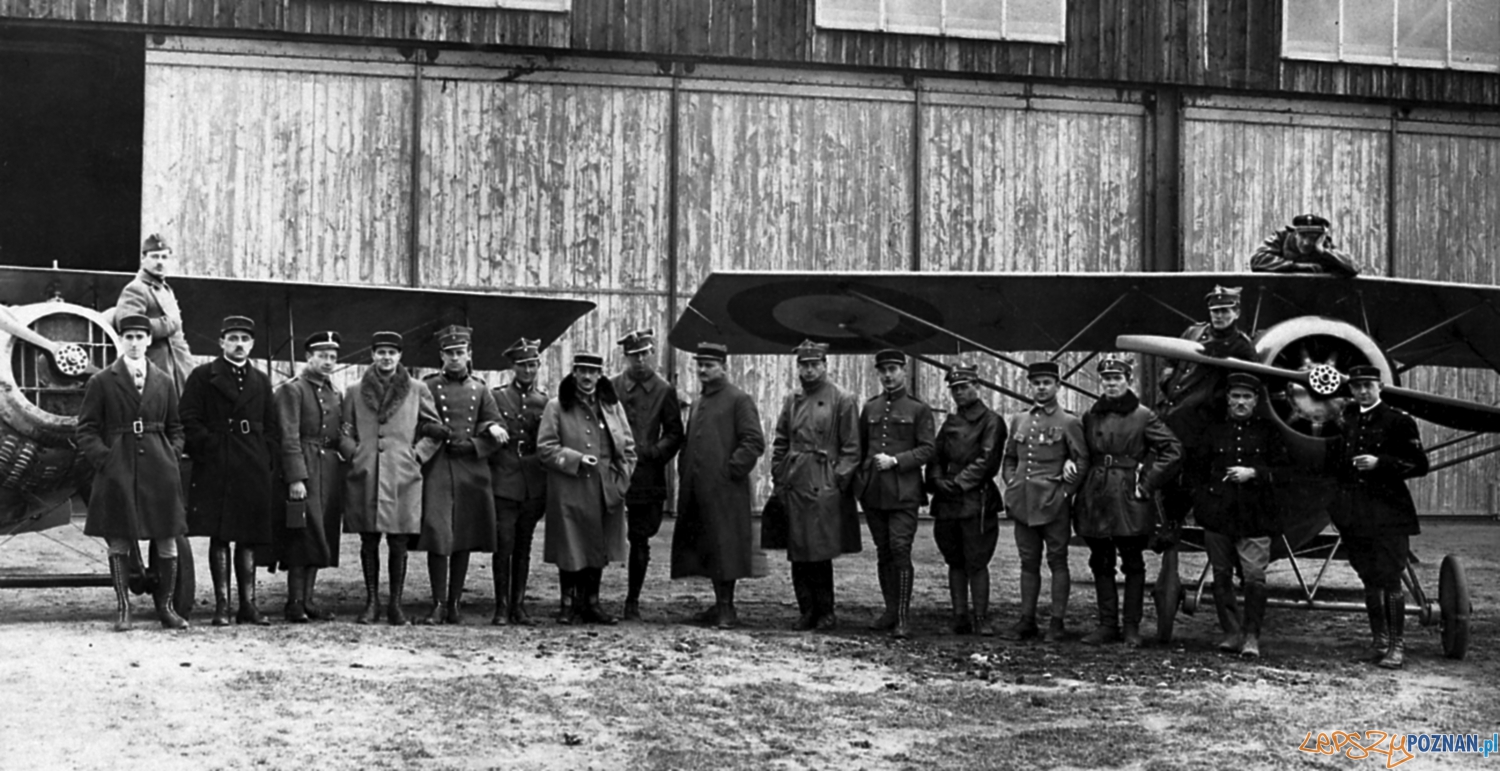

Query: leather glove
[421,422,452,441]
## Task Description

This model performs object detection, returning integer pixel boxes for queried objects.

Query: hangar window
[1283,0,1500,72]
[364,0,570,10]
[816,0,1065,44]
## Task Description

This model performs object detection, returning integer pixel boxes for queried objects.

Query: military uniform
[1327,366,1429,669]
[490,338,550,624]
[1249,214,1360,276]
[1001,360,1088,640]
[854,349,934,638]
[113,235,194,394]
[611,329,685,619]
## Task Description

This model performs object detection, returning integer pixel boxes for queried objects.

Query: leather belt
[212,419,263,435]
[110,421,165,436]
[1092,454,1140,470]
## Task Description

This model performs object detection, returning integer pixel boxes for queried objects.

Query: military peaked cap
[371,331,404,351]
[303,331,341,354]
[1348,364,1382,383]
[220,315,255,336]
[141,233,172,255]
[794,340,829,362]
[946,361,980,387]
[573,351,604,369]
[1026,360,1061,380]
[1292,213,1332,233]
[1226,372,1262,392]
[694,342,729,363]
[1205,285,1243,309]
[437,324,472,351]
[618,328,656,355]
[117,313,152,334]
[1097,353,1133,376]
[504,337,541,364]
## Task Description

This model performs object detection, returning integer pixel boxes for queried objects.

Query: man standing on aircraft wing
[1328,365,1429,670]
[1250,213,1361,277]
[114,233,194,394]
[772,340,862,632]
[1191,372,1292,659]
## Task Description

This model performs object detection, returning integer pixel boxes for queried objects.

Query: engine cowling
[1252,316,1389,458]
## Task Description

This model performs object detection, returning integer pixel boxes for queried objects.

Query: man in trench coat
[418,326,506,625]
[771,340,862,631]
[340,330,446,626]
[490,337,549,625]
[270,330,347,623]
[670,342,766,629]
[76,313,189,631]
[180,315,279,626]
[113,233,194,394]
[537,351,637,625]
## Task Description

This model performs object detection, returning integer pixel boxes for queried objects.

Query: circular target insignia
[726,280,944,349]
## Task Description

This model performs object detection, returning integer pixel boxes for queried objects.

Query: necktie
[131,366,146,393]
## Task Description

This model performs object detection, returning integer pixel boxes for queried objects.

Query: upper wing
[0,266,594,371]
[669,270,1500,369]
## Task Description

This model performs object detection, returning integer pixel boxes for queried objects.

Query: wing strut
[1386,303,1485,355]
[1050,293,1129,358]
[1429,441,1500,473]
[842,287,1098,400]
[1135,289,1199,326]
[841,323,1032,404]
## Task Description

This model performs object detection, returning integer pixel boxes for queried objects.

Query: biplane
[0,264,593,614]
[670,270,1492,659]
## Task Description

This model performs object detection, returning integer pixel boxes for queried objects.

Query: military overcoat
[928,400,1005,521]
[1073,391,1183,539]
[1327,402,1429,538]
[180,358,279,544]
[537,376,638,571]
[418,370,503,554]
[269,368,346,567]
[670,378,766,581]
[770,379,863,562]
[340,367,441,535]
[611,371,685,504]
[1191,413,1293,538]
[76,358,187,540]
[114,270,195,393]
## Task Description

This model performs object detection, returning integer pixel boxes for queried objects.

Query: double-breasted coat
[340,367,442,535]
[1073,391,1183,539]
[76,358,187,540]
[670,378,766,581]
[1327,401,1429,538]
[1191,413,1293,538]
[491,379,549,503]
[269,368,346,568]
[114,270,195,393]
[1158,322,1256,451]
[928,400,1004,521]
[854,387,935,511]
[537,376,637,571]
[180,358,279,545]
[1002,401,1087,525]
[611,371,685,504]
[771,379,863,562]
[418,370,503,554]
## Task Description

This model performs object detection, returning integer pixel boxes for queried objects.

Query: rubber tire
[1439,555,1470,660]
[1181,592,1198,615]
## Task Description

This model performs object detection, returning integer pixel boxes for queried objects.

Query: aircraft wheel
[173,536,196,620]
[1439,555,1471,660]
[1181,593,1198,615]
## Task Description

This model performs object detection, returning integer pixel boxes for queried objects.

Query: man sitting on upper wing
[1249,213,1360,277]
[115,233,195,394]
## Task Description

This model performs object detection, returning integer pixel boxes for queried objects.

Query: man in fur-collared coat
[537,351,637,626]
[340,330,445,626]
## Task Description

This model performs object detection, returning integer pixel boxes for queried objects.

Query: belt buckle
[132,419,144,436]
[1102,454,1114,467]
[240,419,251,434]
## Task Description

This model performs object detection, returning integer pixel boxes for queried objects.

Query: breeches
[934,515,998,574]
[496,497,545,558]
[106,537,177,557]
[865,508,919,570]
[1014,517,1071,573]
[626,501,664,546]
[1345,534,1409,590]
[1084,535,1149,577]
[1204,530,1270,589]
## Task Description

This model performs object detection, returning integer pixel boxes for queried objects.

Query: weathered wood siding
[7,0,1499,104]
[142,45,415,286]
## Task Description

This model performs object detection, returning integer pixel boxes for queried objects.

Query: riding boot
[510,553,535,626]
[814,561,838,631]
[971,569,995,637]
[1081,571,1120,645]
[947,568,971,635]
[446,552,470,624]
[386,544,410,626]
[109,553,133,632]
[869,564,897,631]
[556,571,577,625]
[490,552,511,626]
[1240,582,1267,659]
[582,568,617,625]
[1005,571,1041,640]
[1045,568,1070,642]
[625,543,648,621]
[234,545,269,626]
[691,581,722,626]
[791,563,817,631]
[356,542,382,625]
[1122,572,1145,648]
[1212,580,1243,652]
[1355,588,1388,662]
[209,542,232,626]
[891,566,913,639]
[285,567,309,623]
[304,569,334,621]
[153,556,189,630]
[421,554,448,626]
[715,580,740,629]
[1377,590,1406,670]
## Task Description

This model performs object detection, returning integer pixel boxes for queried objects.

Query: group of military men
[79,216,1427,669]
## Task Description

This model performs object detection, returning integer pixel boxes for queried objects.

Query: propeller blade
[1383,384,1500,433]
[1115,335,1312,384]
[0,305,62,354]
[0,304,100,377]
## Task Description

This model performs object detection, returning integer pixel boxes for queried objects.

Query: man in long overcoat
[271,330,347,623]
[854,349,934,639]
[928,362,1005,637]
[1001,360,1086,642]
[1074,354,1182,648]
[771,340,862,631]
[670,343,766,629]
[418,326,506,625]
[180,315,279,626]
[1328,365,1429,669]
[610,328,684,621]
[1191,372,1292,659]
[113,233,194,393]
[340,330,445,626]
[76,313,189,631]
[490,337,549,625]
[537,351,637,625]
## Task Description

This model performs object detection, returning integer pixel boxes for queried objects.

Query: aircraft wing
[669,270,1500,369]
[0,266,594,371]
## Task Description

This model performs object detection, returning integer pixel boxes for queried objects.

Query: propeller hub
[53,343,91,378]
[1307,363,1343,397]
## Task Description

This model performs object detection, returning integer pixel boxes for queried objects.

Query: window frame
[815,0,1067,45]
[1281,0,1500,73]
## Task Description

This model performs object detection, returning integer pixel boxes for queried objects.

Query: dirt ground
[0,516,1495,771]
